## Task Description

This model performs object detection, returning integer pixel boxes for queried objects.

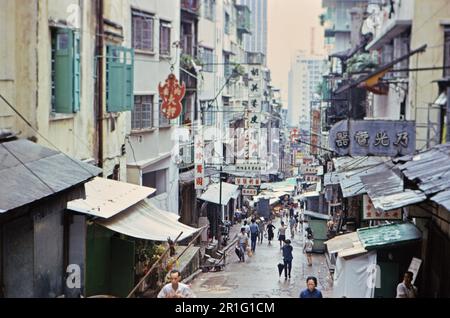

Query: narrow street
[190,218,333,298]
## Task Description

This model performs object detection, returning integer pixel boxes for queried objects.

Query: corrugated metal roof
[370,190,427,211]
[199,182,240,206]
[431,190,450,211]
[399,143,450,195]
[357,223,422,250]
[97,199,201,242]
[340,163,392,198]
[67,177,156,218]
[333,156,390,172]
[0,139,101,213]
[360,169,403,197]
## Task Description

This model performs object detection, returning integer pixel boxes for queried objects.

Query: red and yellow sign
[158,74,186,120]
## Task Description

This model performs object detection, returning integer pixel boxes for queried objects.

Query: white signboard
[242,188,258,196]
[194,133,205,190]
[363,195,402,220]
[235,177,261,186]
[408,257,422,284]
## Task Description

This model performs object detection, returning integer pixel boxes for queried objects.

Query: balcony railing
[181,0,200,15]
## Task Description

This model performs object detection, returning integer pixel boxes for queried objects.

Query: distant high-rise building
[287,53,326,131]
[239,0,268,62]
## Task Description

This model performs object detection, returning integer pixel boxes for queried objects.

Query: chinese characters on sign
[158,74,186,120]
[235,177,261,186]
[330,120,416,156]
[242,188,258,196]
[363,195,402,220]
[194,131,205,190]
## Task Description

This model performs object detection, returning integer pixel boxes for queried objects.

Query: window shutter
[124,49,134,111]
[107,45,134,112]
[73,32,81,112]
[55,28,75,113]
[107,45,125,112]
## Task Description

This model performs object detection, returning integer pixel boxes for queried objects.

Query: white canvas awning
[96,200,202,242]
[199,182,240,206]
[67,177,156,218]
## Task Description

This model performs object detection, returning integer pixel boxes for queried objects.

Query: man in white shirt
[396,271,418,298]
[157,270,195,298]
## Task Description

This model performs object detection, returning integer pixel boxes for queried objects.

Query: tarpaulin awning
[325,232,362,254]
[199,182,240,206]
[96,200,201,242]
[67,177,156,218]
[302,210,331,220]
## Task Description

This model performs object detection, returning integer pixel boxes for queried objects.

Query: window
[224,52,232,78]
[132,10,154,51]
[51,28,80,114]
[224,12,230,35]
[143,169,167,196]
[201,47,214,72]
[160,21,171,56]
[132,95,153,130]
[204,0,215,21]
[444,28,450,78]
[106,45,134,112]
[159,98,170,127]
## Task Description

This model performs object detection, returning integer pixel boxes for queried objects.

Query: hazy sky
[267,0,325,106]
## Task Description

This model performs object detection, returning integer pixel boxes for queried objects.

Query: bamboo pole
[175,226,208,263]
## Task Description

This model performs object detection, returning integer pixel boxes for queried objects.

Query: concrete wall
[407,0,450,149]
[0,0,129,178]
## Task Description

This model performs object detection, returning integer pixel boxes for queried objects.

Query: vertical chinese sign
[194,127,205,190]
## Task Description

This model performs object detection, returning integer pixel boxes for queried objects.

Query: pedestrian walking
[243,220,250,236]
[249,219,259,253]
[282,239,293,279]
[278,221,287,249]
[157,270,195,298]
[257,218,265,244]
[237,227,249,262]
[266,220,276,245]
[289,205,294,218]
[304,234,314,266]
[396,271,418,298]
[299,276,323,298]
[289,216,296,239]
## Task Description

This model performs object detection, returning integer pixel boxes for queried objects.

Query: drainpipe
[96,0,104,171]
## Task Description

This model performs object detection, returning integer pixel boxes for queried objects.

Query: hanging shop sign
[242,188,258,196]
[158,74,186,120]
[329,120,416,157]
[194,132,205,190]
[363,195,402,220]
[235,177,261,186]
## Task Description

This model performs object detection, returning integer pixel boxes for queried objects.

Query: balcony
[181,0,200,15]
[236,5,251,35]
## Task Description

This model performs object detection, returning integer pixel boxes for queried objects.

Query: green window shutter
[73,33,81,112]
[107,46,134,112]
[124,49,134,111]
[107,45,124,112]
[55,28,75,113]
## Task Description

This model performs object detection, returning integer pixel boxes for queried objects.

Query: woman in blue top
[299,276,323,298]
